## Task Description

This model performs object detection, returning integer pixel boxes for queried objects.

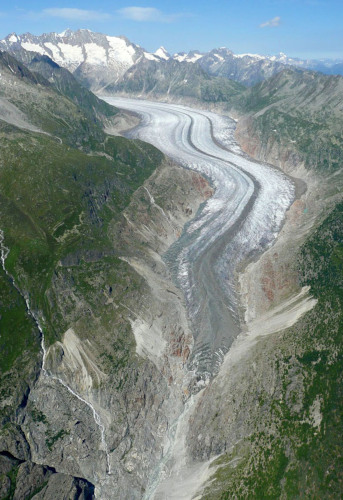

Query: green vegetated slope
[0,51,115,147]
[6,49,117,127]
[0,123,161,346]
[0,52,162,422]
[202,205,343,499]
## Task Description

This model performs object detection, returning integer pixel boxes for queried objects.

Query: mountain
[268,52,343,76]
[0,30,145,91]
[0,30,293,91]
[107,57,244,101]
[0,50,114,146]
[2,48,118,128]
[196,47,288,86]
[2,29,343,95]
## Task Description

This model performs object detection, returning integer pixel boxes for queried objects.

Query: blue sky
[0,0,342,59]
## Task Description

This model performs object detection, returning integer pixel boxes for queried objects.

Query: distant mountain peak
[173,50,203,63]
[58,29,71,37]
[154,46,170,60]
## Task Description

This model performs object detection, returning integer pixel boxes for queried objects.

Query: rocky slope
[106,58,244,102]
[233,68,343,172]
[0,50,118,146]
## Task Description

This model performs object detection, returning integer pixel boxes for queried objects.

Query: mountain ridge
[2,29,342,93]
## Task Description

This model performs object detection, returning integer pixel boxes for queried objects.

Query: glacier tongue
[101,97,295,381]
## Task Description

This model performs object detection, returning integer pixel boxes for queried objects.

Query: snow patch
[155,47,170,60]
[187,53,203,63]
[173,53,202,63]
[107,36,135,65]
[173,53,187,62]
[21,42,47,55]
[57,42,84,66]
[144,52,159,61]
[234,53,264,60]
[85,42,107,65]
[44,42,63,63]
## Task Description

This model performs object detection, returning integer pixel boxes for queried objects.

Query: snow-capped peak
[58,29,69,37]
[173,51,203,63]
[234,53,265,60]
[8,33,18,43]
[154,46,170,60]
[0,29,146,91]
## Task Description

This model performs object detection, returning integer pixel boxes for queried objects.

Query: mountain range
[1,29,342,93]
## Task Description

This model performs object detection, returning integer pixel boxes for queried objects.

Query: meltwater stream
[103,97,295,380]
[0,230,111,475]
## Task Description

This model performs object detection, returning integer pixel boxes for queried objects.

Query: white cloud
[117,6,183,23]
[259,16,281,28]
[42,8,111,21]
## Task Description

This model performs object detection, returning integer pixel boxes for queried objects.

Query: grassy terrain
[9,50,118,125]
[0,122,162,347]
